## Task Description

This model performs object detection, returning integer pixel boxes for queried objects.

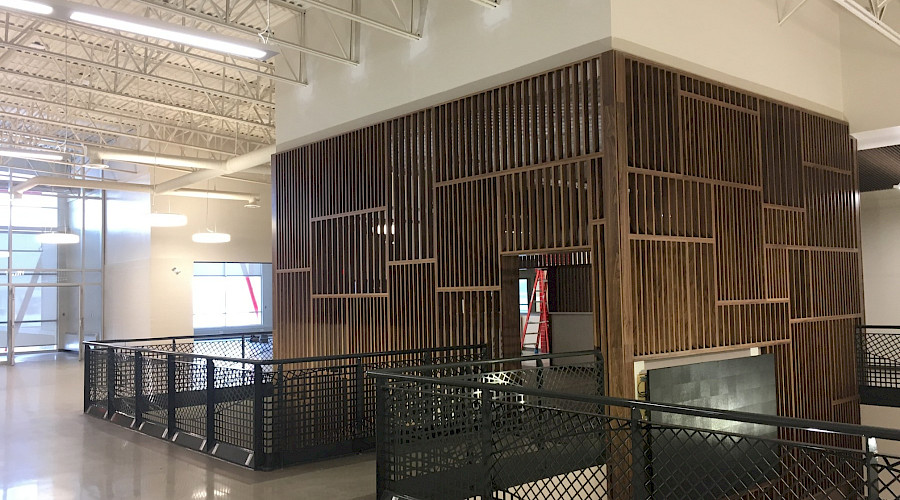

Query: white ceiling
[0,0,500,184]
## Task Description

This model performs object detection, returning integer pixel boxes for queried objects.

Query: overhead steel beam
[0,67,274,132]
[0,110,240,157]
[833,0,900,47]
[1,13,305,87]
[128,0,357,65]
[0,90,270,147]
[271,0,421,40]
[0,42,274,113]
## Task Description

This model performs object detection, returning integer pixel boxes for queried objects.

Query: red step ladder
[521,269,550,354]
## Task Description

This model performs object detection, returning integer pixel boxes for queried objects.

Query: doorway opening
[502,250,596,365]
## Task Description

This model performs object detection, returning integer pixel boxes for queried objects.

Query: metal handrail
[370,349,900,443]
[84,336,488,367]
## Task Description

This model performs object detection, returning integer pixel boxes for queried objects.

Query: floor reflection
[0,352,376,500]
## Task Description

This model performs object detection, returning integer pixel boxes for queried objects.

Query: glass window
[519,278,530,314]
[192,262,270,331]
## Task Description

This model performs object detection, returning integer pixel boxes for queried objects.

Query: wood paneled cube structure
[272,51,862,425]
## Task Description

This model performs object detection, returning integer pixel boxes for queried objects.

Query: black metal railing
[371,350,900,500]
[83,333,487,470]
[857,325,900,406]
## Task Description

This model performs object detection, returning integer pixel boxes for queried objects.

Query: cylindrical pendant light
[36,232,80,244]
[191,230,231,244]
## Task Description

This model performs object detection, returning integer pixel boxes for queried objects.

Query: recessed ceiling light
[70,11,270,60]
[0,148,64,161]
[0,0,54,15]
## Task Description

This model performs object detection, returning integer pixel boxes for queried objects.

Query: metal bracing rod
[0,38,274,110]
[0,67,274,131]
[833,0,900,48]
[129,0,357,66]
[776,0,810,24]
[468,0,499,7]
[8,16,306,87]
[270,0,421,40]
[0,89,270,146]
[0,110,246,157]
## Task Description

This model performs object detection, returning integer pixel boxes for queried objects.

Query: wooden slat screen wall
[616,53,861,425]
[273,50,861,427]
[549,265,592,313]
[274,56,606,359]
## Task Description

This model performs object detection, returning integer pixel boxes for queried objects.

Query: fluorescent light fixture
[0,0,54,15]
[70,11,269,59]
[36,232,80,245]
[0,250,9,259]
[0,148,64,161]
[149,212,188,227]
[192,231,231,244]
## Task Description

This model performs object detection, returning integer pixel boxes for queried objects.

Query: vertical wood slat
[272,51,862,437]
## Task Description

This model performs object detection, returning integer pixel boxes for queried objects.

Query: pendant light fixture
[192,181,230,244]
[36,231,80,245]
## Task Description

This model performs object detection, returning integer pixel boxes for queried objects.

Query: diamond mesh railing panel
[373,352,900,500]
[858,328,900,389]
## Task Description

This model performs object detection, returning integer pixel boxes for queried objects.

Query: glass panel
[13,286,58,349]
[519,278,529,314]
[83,284,102,344]
[58,286,80,350]
[0,286,7,360]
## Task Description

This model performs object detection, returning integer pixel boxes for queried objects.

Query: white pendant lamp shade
[37,232,80,245]
[149,212,188,227]
[192,230,231,244]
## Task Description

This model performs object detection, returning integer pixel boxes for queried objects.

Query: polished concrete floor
[0,352,376,500]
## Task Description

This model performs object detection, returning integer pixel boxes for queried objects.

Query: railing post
[865,436,879,500]
[631,406,648,500]
[134,351,143,428]
[83,343,91,413]
[106,347,116,418]
[375,376,388,497]
[167,353,177,438]
[355,356,364,439]
[253,363,264,468]
[480,388,493,499]
[205,358,216,451]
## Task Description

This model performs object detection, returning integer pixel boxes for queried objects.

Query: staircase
[521,269,550,354]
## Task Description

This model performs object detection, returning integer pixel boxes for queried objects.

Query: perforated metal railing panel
[83,338,487,470]
[372,352,900,500]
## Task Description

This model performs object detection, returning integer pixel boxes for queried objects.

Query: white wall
[610,0,845,118]
[103,190,152,340]
[860,190,900,325]
[840,8,900,133]
[276,0,613,149]
[276,0,849,149]
[102,173,273,340]
[149,176,272,337]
